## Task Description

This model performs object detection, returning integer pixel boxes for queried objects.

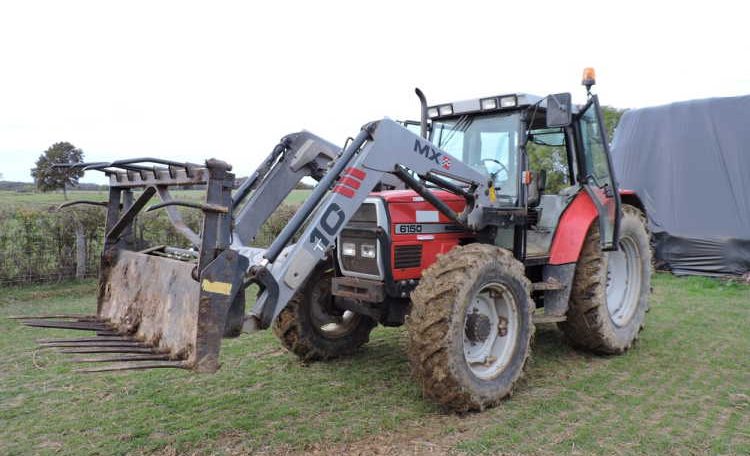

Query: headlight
[427,107,439,118]
[360,244,377,259]
[342,242,356,257]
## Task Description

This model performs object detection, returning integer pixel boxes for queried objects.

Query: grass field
[0,189,311,209]
[1,274,748,455]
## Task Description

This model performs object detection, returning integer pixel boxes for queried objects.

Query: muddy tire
[560,204,652,354]
[406,244,534,412]
[272,265,376,361]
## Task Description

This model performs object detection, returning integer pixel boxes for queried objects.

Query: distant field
[0,189,310,209]
[0,273,747,455]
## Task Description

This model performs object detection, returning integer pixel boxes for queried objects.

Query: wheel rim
[463,282,519,380]
[309,280,361,338]
[606,236,642,327]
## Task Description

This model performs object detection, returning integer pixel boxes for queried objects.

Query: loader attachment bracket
[245,265,279,329]
[193,249,249,372]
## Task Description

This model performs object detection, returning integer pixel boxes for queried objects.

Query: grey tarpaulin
[611,95,750,276]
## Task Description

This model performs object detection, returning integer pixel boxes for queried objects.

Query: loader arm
[246,118,493,329]
[231,131,340,245]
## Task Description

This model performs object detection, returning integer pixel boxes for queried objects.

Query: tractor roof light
[499,95,517,108]
[427,107,439,118]
[582,67,596,94]
[480,97,498,110]
[438,104,453,116]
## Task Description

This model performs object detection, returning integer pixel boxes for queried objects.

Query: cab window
[430,113,520,201]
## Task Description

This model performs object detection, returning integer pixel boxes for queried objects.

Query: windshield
[430,112,520,201]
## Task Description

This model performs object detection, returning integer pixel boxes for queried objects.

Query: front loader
[19,69,652,411]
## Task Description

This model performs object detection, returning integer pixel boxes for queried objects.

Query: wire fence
[0,204,297,287]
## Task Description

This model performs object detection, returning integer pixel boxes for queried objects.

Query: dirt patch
[293,415,474,456]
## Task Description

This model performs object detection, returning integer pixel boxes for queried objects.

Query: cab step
[531,278,565,292]
[532,313,567,324]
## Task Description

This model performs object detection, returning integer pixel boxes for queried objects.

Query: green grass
[455,275,750,455]
[0,274,748,455]
[0,189,310,209]
[0,190,113,208]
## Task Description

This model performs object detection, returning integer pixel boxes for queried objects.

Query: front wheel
[560,204,652,354]
[407,244,534,412]
[272,264,376,361]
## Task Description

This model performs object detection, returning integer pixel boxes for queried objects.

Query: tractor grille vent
[394,245,422,269]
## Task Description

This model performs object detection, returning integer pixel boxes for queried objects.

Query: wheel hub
[309,278,360,338]
[463,283,519,381]
[465,312,492,342]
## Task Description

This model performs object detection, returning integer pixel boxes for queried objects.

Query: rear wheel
[560,204,652,353]
[272,264,376,361]
[407,244,534,412]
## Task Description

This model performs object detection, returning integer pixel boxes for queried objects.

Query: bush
[0,202,299,286]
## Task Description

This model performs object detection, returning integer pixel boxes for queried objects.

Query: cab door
[575,95,621,250]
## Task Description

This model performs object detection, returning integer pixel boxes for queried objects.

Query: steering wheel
[481,158,510,181]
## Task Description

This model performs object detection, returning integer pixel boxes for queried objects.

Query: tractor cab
[418,73,621,260]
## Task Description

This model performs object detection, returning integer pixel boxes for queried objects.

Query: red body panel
[547,189,638,265]
[369,187,638,276]
[371,190,472,281]
[547,191,598,265]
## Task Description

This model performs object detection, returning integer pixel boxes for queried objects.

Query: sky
[0,0,748,184]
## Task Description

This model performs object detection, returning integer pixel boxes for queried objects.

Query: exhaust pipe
[415,87,429,139]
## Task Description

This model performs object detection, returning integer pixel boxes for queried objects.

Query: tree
[527,142,569,194]
[601,105,625,140]
[31,142,85,199]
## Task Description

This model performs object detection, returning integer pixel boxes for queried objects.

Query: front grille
[394,245,422,269]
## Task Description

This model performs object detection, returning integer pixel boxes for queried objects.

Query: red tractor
[21,69,651,412]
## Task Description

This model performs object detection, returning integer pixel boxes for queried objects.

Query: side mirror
[546,93,572,127]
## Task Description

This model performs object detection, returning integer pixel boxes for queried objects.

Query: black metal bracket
[393,165,466,227]
[56,200,108,211]
[245,266,279,329]
[106,186,157,242]
[146,201,228,214]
